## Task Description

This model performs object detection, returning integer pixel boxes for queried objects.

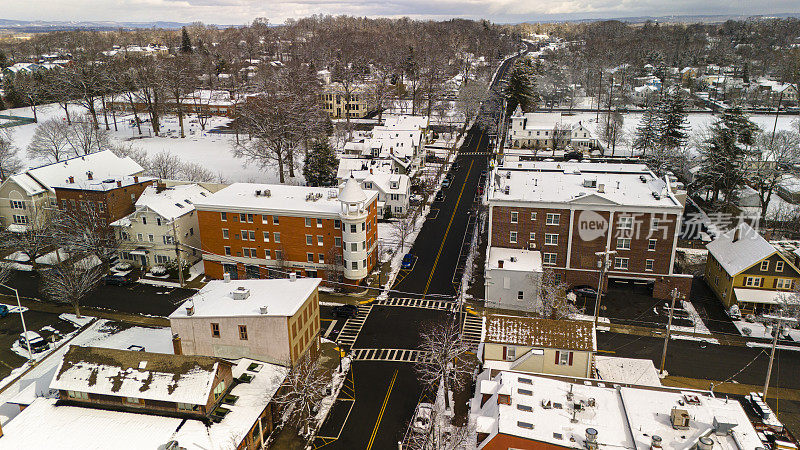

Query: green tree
[180,27,193,53]
[633,103,659,155]
[656,91,690,150]
[695,121,748,206]
[504,59,539,112]
[719,107,758,149]
[303,140,338,187]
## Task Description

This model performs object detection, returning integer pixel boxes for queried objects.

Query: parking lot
[0,308,80,381]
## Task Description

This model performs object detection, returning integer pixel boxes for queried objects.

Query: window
[263,231,270,242]
[307,253,314,263]
[350,224,357,233]
[305,218,313,227]
[211,323,220,338]
[10,200,25,209]
[362,222,365,231]
[275,250,283,260]
[518,388,533,396]
[177,402,195,411]
[614,257,629,270]
[124,397,140,405]
[262,249,270,259]
[517,421,534,430]
[557,350,572,365]
[238,325,248,340]
[334,219,341,229]
[156,217,162,226]
[335,237,342,247]
[142,216,147,225]
[221,212,227,221]
[618,216,633,230]
[306,235,313,245]
[546,213,560,225]
[155,254,170,264]
[760,261,770,271]
[517,291,524,300]
[319,254,325,264]
[517,404,533,412]
[351,243,358,252]
[317,236,324,246]
[273,216,279,225]
[545,234,558,245]
[616,238,631,250]
[529,232,536,241]
[505,346,516,360]
[648,239,657,251]
[531,212,537,220]
[777,279,794,289]
[247,214,254,223]
[213,381,226,399]
[510,231,517,243]
[510,211,518,223]
[776,261,784,272]
[67,390,89,400]
[12,214,28,224]
[274,232,281,243]
[248,230,255,241]
[148,234,154,242]
[543,253,557,265]
[645,259,654,271]
[240,213,247,222]
[351,261,358,270]
[222,229,229,239]
[317,218,323,228]
[224,246,231,256]
[744,276,762,287]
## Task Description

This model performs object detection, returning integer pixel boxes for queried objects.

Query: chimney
[156,182,166,193]
[185,303,194,316]
[172,334,182,355]
[733,226,741,242]
[598,183,605,193]
[289,272,297,282]
[370,168,373,174]
[116,180,122,188]
[68,176,75,184]
[498,260,504,269]
[86,171,93,180]
[223,272,231,283]
[133,176,139,183]
[585,428,598,450]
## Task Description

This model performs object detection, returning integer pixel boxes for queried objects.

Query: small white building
[336,162,410,217]
[508,108,600,152]
[484,247,542,312]
[170,276,322,367]
[112,183,211,269]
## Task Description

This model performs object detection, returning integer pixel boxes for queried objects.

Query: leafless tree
[404,401,474,450]
[180,161,216,182]
[39,259,103,318]
[163,55,195,138]
[0,130,22,180]
[538,268,579,319]
[416,319,475,410]
[0,206,54,271]
[273,354,329,437]
[65,116,111,156]
[51,204,119,270]
[751,130,800,220]
[392,215,415,253]
[27,119,71,163]
[456,79,489,133]
[148,150,182,180]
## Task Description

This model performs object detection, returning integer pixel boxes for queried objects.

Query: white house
[337,158,411,217]
[508,108,600,152]
[484,247,543,312]
[112,183,211,269]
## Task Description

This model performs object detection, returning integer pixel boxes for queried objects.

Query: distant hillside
[0,19,231,33]
[523,12,800,25]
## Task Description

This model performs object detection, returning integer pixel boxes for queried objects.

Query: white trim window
[648,239,657,251]
[744,276,762,287]
[645,259,654,271]
[543,253,557,265]
[614,257,629,270]
[616,238,631,250]
[510,211,518,223]
[618,216,633,230]
[776,279,793,290]
[776,261,784,272]
[546,213,560,226]
[760,261,770,271]
[545,233,558,245]
[510,231,517,244]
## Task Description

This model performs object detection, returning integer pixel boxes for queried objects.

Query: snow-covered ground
[5,249,69,266]
[734,320,800,342]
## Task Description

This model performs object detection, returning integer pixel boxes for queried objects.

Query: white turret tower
[339,177,369,281]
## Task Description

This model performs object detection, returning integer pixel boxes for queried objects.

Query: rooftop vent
[650,435,662,449]
[231,286,251,300]
[259,306,269,314]
[223,273,231,283]
[138,361,147,370]
[640,175,648,183]
[509,256,517,262]
[585,428,598,450]
[86,171,93,180]
[697,437,714,450]
[505,172,511,179]
[583,178,597,188]
[598,184,605,193]
[670,407,690,429]
[289,272,297,282]
[652,192,661,200]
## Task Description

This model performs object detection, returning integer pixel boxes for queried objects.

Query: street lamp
[0,283,33,365]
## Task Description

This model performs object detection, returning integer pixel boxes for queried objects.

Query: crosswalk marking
[375,297,458,311]
[336,305,372,348]
[462,313,483,351]
[352,348,432,363]
[458,151,491,156]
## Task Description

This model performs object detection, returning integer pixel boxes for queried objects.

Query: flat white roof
[487,247,542,272]
[489,161,681,209]
[193,182,377,217]
[170,278,321,319]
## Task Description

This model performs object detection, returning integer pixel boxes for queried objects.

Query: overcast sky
[3,0,798,25]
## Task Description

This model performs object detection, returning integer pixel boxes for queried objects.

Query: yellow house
[705,223,800,315]
[319,82,371,119]
[481,314,595,378]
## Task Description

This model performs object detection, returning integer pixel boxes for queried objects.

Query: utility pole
[660,288,683,375]
[172,220,184,287]
[593,251,616,328]
[763,313,797,399]
[596,70,603,122]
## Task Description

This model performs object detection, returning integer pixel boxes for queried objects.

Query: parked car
[412,403,434,434]
[570,286,598,298]
[0,304,8,318]
[563,151,583,161]
[401,254,416,270]
[442,178,451,188]
[18,331,48,353]
[332,304,359,319]
[434,191,444,202]
[104,273,135,286]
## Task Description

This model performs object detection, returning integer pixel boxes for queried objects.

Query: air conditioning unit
[670,408,690,429]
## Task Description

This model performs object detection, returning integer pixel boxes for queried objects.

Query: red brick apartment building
[55,174,155,225]
[194,179,379,284]
[487,160,691,299]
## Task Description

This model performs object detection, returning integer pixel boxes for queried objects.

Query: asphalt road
[317,51,522,449]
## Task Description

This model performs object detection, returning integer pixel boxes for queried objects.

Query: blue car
[401,254,416,270]
[0,304,8,318]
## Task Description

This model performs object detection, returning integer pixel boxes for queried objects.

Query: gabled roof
[6,173,48,196]
[25,150,144,193]
[484,314,595,352]
[133,184,211,220]
[51,345,227,405]
[706,223,776,276]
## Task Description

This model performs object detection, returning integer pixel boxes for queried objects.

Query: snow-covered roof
[339,176,368,203]
[25,150,145,193]
[487,247,542,272]
[594,356,661,387]
[706,223,776,276]
[50,345,225,405]
[489,161,682,210]
[511,112,589,130]
[193,182,377,218]
[2,357,288,450]
[5,173,47,196]
[131,184,211,221]
[171,277,321,319]
[336,157,395,180]
[471,370,761,450]
[182,89,235,106]
[382,114,428,130]
[484,314,595,352]
[346,171,409,195]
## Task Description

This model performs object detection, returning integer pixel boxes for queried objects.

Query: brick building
[55,173,155,226]
[487,161,691,299]
[194,178,379,283]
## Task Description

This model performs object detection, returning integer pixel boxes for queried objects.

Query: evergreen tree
[656,91,690,150]
[0,50,8,69]
[695,121,748,206]
[504,59,539,112]
[719,106,758,149]
[632,103,659,155]
[303,140,338,187]
[180,27,193,53]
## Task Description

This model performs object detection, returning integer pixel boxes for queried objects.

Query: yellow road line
[366,369,398,450]
[422,150,478,297]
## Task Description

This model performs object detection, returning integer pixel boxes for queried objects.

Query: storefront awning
[734,288,785,305]
[130,249,148,256]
